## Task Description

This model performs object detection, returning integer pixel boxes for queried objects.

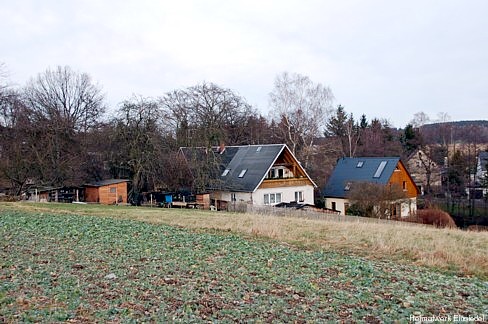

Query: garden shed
[84,179,129,205]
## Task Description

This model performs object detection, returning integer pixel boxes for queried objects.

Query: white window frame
[294,191,304,202]
[264,193,282,205]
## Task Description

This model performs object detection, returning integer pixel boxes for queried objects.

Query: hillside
[420,120,488,144]
[1,205,486,322]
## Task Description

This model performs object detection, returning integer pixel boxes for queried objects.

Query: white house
[474,151,488,197]
[180,144,316,210]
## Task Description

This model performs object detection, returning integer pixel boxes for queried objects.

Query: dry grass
[2,202,488,279]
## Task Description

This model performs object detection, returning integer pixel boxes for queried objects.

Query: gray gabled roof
[219,144,285,192]
[323,157,401,198]
[180,144,315,192]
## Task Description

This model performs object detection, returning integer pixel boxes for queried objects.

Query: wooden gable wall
[388,161,420,198]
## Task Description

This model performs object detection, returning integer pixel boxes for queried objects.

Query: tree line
[1,64,486,199]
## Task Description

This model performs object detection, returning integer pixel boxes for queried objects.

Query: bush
[416,209,457,228]
[0,195,19,202]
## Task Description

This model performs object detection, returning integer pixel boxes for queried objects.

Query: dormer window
[238,169,247,178]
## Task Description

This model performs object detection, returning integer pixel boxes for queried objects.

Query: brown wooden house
[84,179,129,205]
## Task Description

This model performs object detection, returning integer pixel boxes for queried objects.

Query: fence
[428,197,488,228]
[227,203,426,227]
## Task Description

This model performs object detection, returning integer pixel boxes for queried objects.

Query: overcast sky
[1,0,487,127]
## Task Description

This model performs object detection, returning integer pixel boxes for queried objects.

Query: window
[268,168,278,179]
[238,169,247,178]
[295,191,304,202]
[264,193,281,205]
[231,193,236,202]
[331,202,336,211]
[267,167,289,179]
[356,161,364,168]
[256,146,262,152]
[344,182,351,191]
[221,169,230,177]
[110,187,116,193]
[403,181,407,190]
[373,161,388,178]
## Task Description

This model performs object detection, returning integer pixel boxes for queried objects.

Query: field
[1,203,487,322]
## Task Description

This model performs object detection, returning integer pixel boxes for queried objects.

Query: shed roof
[323,157,401,198]
[85,179,130,187]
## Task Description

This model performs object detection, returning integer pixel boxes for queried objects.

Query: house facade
[405,149,442,195]
[323,157,419,217]
[474,151,488,197]
[180,144,316,210]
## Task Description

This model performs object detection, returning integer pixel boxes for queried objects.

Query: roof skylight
[373,161,387,178]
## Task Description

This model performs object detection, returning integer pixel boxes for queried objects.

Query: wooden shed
[84,179,129,205]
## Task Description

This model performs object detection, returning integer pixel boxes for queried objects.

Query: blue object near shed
[164,194,173,203]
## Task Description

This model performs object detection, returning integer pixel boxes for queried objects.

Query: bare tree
[269,72,334,167]
[160,82,256,147]
[109,95,170,202]
[22,66,106,186]
[0,89,36,195]
[410,111,430,128]
[24,66,105,132]
[416,148,437,195]
[347,182,408,218]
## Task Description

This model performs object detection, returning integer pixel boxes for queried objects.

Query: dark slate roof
[218,144,285,192]
[180,144,311,192]
[323,157,400,198]
[85,179,130,187]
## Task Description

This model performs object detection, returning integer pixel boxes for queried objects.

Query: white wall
[211,191,252,204]
[324,198,348,215]
[214,185,314,206]
[324,197,417,217]
[254,185,314,205]
[400,198,417,217]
